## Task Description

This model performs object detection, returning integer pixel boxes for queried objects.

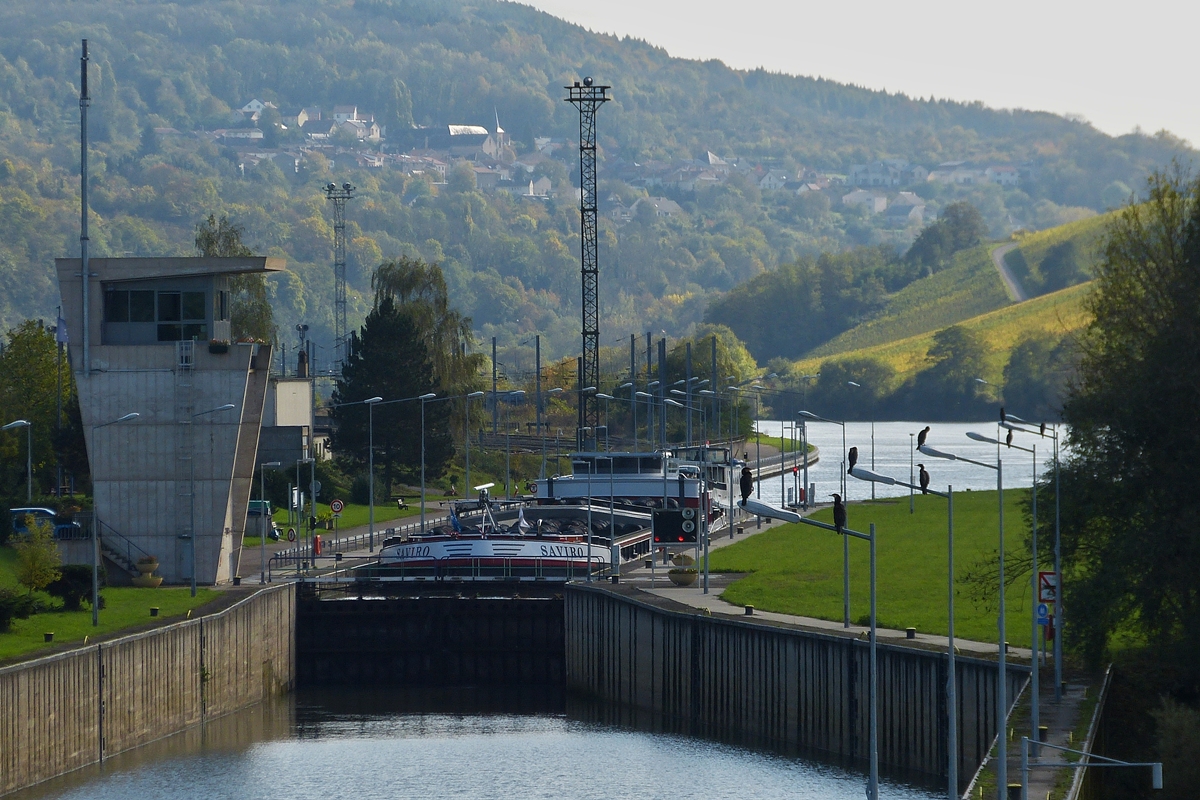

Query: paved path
[1013,678,1091,800]
[992,242,1030,302]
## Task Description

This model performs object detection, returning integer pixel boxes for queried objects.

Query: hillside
[0,0,1186,367]
[1002,212,1113,297]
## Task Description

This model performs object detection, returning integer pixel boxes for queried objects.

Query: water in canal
[11,688,943,800]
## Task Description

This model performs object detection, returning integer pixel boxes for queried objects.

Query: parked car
[9,507,84,539]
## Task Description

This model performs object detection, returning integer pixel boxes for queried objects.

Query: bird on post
[1006,428,1014,447]
[1040,421,1047,436]
[739,466,754,503]
[917,426,930,448]
[1000,406,1006,423]
[847,446,858,474]
[918,463,930,494]
[831,493,846,532]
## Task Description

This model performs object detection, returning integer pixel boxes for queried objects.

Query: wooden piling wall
[566,583,1026,788]
[0,584,294,796]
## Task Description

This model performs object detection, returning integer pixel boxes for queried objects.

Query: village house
[632,196,685,218]
[759,169,790,190]
[885,191,926,225]
[842,189,887,214]
[237,99,277,122]
[985,166,1020,186]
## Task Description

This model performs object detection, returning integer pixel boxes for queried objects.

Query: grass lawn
[710,489,1036,643]
[1,545,218,662]
[749,433,815,454]
[246,496,456,545]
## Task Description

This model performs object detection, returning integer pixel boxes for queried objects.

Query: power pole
[324,182,355,369]
[565,77,609,449]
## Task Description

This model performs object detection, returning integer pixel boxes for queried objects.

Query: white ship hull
[379,535,611,569]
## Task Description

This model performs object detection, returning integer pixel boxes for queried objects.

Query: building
[758,169,790,190]
[985,166,1020,187]
[56,256,285,586]
[841,189,887,214]
[632,196,685,218]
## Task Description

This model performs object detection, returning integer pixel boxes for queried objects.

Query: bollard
[906,627,916,640]
[43,632,54,643]
[736,526,744,536]
[232,576,241,586]
[644,559,652,569]
[610,575,619,585]
[1006,784,1021,800]
[745,605,754,616]
[150,607,159,617]
[1038,725,1048,742]
[1004,641,1011,653]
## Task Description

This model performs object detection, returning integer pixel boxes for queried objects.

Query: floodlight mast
[565,77,609,448]
[324,182,355,369]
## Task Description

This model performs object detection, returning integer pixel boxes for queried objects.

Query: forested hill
[0,0,1189,367]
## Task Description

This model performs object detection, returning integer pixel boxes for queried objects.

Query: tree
[904,201,987,274]
[1002,333,1075,420]
[807,357,897,421]
[195,215,273,342]
[1058,169,1200,672]
[890,325,990,419]
[13,517,61,595]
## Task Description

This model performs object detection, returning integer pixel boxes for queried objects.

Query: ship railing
[272,552,610,584]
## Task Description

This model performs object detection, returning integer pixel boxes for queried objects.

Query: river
[10,688,944,800]
[750,419,1061,507]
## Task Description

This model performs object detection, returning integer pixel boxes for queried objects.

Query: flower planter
[136,560,158,576]
[131,575,163,588]
[668,570,697,587]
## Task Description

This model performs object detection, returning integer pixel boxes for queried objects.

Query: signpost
[330,498,345,514]
[1039,570,1057,603]
[1036,603,1050,626]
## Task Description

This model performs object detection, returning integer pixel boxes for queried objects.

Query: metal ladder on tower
[175,340,195,577]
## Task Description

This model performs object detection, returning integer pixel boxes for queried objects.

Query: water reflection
[13,687,943,800]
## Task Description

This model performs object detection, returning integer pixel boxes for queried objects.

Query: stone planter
[668,569,697,587]
[131,575,163,588]
[136,560,158,576]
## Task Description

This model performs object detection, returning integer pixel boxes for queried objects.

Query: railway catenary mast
[565,77,609,448]
[324,182,355,370]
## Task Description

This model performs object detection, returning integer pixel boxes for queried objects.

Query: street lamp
[572,458,595,582]
[595,393,614,451]
[800,410,850,627]
[90,412,139,625]
[362,396,383,550]
[258,461,281,584]
[969,429,1041,757]
[419,392,436,532]
[503,390,526,498]
[851,463,958,798]
[190,403,236,596]
[846,382,876,501]
[1,419,32,502]
[465,390,485,495]
[619,382,635,450]
[920,437,1009,798]
[542,387,563,477]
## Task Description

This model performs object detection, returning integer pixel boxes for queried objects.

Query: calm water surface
[15,690,942,800]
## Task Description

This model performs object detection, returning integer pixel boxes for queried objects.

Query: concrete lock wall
[565,584,1027,788]
[0,585,295,796]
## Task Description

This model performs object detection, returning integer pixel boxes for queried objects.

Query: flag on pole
[517,506,531,533]
[449,506,464,533]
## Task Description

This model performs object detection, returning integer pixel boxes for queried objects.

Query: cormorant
[1006,429,1014,448]
[1000,406,1006,423]
[918,463,930,494]
[1040,422,1047,436]
[847,446,858,474]
[917,426,930,448]
[831,493,846,532]
[739,466,754,503]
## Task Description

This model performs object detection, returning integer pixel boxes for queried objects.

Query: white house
[759,170,790,190]
[841,189,887,214]
[985,166,1020,187]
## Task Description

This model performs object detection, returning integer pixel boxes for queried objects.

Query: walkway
[992,242,1030,302]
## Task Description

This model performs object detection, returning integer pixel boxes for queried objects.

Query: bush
[46,564,104,611]
[0,587,36,633]
[351,472,390,506]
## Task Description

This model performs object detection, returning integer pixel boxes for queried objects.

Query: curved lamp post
[800,410,850,627]
[362,397,383,550]
[90,412,139,625]
[846,382,876,500]
[2,420,32,502]
[921,438,1008,798]
[851,463,958,798]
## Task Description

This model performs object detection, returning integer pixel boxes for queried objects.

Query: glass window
[104,291,129,323]
[158,292,181,322]
[216,291,229,321]
[182,323,208,341]
[157,324,183,342]
[129,291,155,322]
[182,292,205,320]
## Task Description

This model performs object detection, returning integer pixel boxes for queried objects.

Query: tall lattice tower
[324,182,355,369]
[566,77,609,446]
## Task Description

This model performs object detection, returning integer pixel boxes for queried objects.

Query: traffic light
[653,508,698,544]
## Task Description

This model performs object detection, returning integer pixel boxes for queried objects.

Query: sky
[520,0,1197,148]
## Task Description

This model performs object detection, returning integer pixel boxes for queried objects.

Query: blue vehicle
[9,507,84,539]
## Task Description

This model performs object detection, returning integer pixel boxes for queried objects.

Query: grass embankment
[749,433,815,454]
[0,546,217,662]
[790,281,1092,387]
[243,496,455,546]
[1004,212,1111,293]
[807,245,1012,360]
[710,490,1036,644]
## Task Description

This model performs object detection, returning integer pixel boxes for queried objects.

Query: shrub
[46,564,103,611]
[12,517,61,594]
[0,587,36,633]
[351,472,389,506]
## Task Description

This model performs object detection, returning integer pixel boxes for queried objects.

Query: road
[991,242,1029,302]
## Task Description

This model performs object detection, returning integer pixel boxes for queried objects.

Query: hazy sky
[521,0,1196,147]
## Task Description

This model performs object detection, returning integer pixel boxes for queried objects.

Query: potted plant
[668,567,698,587]
[208,338,230,354]
[132,556,163,588]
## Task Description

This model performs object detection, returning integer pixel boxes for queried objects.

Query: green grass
[1005,212,1111,291]
[807,245,1012,359]
[749,433,815,454]
[0,545,217,661]
[710,490,1036,644]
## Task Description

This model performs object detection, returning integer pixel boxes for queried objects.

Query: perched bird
[739,466,754,503]
[847,446,859,474]
[1000,406,1006,423]
[918,463,930,495]
[831,493,846,532]
[917,426,930,448]
[1006,429,1014,448]
[1040,422,1047,436]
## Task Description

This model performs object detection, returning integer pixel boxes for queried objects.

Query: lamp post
[465,390,485,494]
[972,428,1041,755]
[190,403,236,597]
[619,382,635,449]
[921,438,1008,798]
[846,382,876,501]
[90,412,139,626]
[294,457,313,577]
[573,458,595,582]
[800,410,850,627]
[361,396,383,550]
[595,393,614,451]
[258,461,281,583]
[541,387,562,478]
[419,392,436,532]
[851,463,957,798]
[2,420,32,502]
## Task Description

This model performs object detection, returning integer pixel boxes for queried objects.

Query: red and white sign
[329,498,345,514]
[1038,571,1058,603]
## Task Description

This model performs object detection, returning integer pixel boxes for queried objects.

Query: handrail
[95,516,154,567]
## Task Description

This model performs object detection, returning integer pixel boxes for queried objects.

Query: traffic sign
[1036,603,1050,625]
[330,498,344,514]
[1038,571,1058,603]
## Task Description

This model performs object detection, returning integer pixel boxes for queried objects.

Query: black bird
[847,446,859,474]
[918,463,930,495]
[917,426,930,448]
[1040,422,1047,436]
[831,493,846,532]
[739,466,754,503]
[1006,429,1014,448]
[1000,406,1006,423]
